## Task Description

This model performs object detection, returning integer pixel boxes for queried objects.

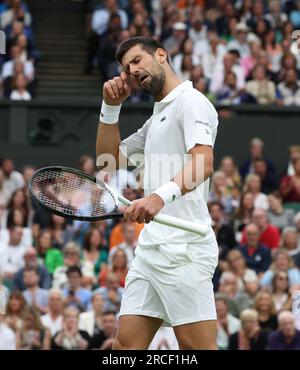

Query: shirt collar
[153,80,193,115]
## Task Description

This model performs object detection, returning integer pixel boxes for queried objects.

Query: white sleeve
[119,118,152,158]
[179,92,218,152]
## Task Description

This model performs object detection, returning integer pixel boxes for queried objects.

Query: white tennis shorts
[119,235,218,327]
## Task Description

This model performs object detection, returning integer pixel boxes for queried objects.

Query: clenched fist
[103,71,131,106]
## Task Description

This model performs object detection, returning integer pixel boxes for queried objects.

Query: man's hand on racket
[124,194,164,224]
[103,71,131,105]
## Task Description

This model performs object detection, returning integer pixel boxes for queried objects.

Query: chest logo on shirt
[160,116,167,122]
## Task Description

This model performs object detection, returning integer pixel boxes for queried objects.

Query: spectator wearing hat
[267,310,300,349]
[163,22,187,59]
[227,22,251,58]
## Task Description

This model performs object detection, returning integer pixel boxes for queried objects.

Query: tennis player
[96,36,219,349]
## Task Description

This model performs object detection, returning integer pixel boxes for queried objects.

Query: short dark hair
[116,36,170,65]
[66,265,82,277]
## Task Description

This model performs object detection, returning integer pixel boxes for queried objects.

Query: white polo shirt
[120,80,219,246]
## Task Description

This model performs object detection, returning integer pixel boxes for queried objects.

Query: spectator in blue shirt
[63,266,92,312]
[267,311,300,349]
[238,223,272,275]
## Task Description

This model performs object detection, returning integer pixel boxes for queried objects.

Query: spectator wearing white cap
[163,22,187,59]
[227,22,251,58]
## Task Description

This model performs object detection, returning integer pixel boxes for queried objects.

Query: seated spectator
[210,52,245,95]
[215,293,241,350]
[233,192,255,238]
[260,250,300,290]
[267,192,295,231]
[108,223,137,269]
[0,158,25,197]
[253,158,278,194]
[22,266,49,314]
[218,271,253,318]
[13,246,51,291]
[49,214,73,249]
[5,290,27,332]
[79,291,104,337]
[280,227,300,268]
[62,266,92,312]
[270,270,293,313]
[41,288,64,337]
[228,309,268,350]
[240,209,280,250]
[90,311,117,350]
[262,28,283,74]
[1,44,34,81]
[163,22,187,60]
[216,71,249,105]
[51,307,90,350]
[227,22,250,58]
[277,68,300,106]
[98,249,128,288]
[82,227,107,280]
[239,137,276,179]
[93,272,123,312]
[109,220,143,249]
[10,72,31,100]
[279,157,300,203]
[16,306,51,350]
[0,226,28,285]
[0,168,11,207]
[267,310,300,349]
[0,310,16,349]
[238,223,271,275]
[209,201,236,260]
[286,145,300,176]
[2,208,31,246]
[36,230,63,275]
[219,156,241,195]
[208,171,236,217]
[52,242,81,290]
[254,289,278,334]
[290,0,300,28]
[225,249,258,296]
[0,0,32,29]
[243,174,269,210]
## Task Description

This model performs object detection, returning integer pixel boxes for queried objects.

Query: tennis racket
[29,166,209,236]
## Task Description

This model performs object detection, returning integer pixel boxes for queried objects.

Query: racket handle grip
[153,214,210,237]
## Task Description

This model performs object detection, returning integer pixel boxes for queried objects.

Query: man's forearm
[96,122,121,170]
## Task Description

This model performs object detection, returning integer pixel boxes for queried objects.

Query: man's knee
[113,333,144,350]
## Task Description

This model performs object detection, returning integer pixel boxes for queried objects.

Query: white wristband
[100,101,122,124]
[152,181,182,206]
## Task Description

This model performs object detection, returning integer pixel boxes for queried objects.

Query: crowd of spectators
[84,0,300,106]
[0,0,38,101]
[1,137,300,350]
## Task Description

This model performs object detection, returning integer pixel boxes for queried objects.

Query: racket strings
[31,170,117,218]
